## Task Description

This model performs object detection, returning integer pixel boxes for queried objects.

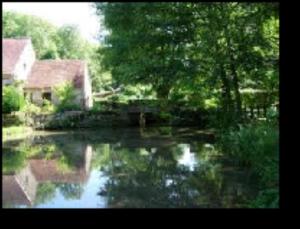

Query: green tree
[34,183,57,205]
[189,3,279,124]
[95,3,279,125]
[56,25,89,59]
[3,11,59,59]
[95,3,199,100]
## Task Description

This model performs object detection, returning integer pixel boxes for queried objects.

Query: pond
[2,127,257,208]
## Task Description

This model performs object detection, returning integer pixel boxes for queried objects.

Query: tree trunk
[230,61,243,121]
[219,64,234,125]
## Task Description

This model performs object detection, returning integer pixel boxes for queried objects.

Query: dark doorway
[42,92,51,101]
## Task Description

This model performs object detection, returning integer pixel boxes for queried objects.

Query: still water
[2,127,257,208]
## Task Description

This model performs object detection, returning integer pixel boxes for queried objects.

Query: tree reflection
[34,182,56,205]
[3,148,26,174]
[96,143,231,208]
[3,129,256,208]
[57,184,84,200]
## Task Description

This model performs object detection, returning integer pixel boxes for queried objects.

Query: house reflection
[2,144,93,207]
[3,163,38,207]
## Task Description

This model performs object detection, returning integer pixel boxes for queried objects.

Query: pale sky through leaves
[3,2,105,44]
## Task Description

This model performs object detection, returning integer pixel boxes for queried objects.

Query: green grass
[2,126,33,141]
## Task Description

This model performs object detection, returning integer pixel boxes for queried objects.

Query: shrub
[248,188,279,208]
[56,103,81,112]
[41,99,55,113]
[90,101,102,113]
[54,82,81,112]
[2,86,25,113]
[21,100,41,114]
[218,122,279,207]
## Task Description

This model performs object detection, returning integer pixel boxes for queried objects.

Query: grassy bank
[3,126,33,142]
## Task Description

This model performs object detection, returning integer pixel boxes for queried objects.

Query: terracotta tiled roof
[2,38,30,75]
[24,60,85,89]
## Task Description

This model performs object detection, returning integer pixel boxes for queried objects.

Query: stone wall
[3,102,209,130]
[2,112,26,127]
[29,111,133,130]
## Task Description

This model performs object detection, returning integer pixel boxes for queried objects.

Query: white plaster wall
[84,145,93,173]
[13,41,36,82]
[33,91,43,105]
[2,73,11,80]
[51,91,60,105]
[2,78,13,86]
[83,64,93,109]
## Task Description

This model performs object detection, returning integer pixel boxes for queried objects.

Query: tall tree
[190,3,279,123]
[95,3,198,99]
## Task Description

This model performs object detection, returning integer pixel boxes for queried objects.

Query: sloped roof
[2,38,30,75]
[24,60,85,89]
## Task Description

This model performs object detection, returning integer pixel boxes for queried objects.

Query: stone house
[2,38,93,109]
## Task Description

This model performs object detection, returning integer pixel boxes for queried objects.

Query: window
[42,92,51,101]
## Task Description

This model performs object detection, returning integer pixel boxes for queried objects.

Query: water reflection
[177,144,197,171]
[2,128,256,208]
[3,141,92,208]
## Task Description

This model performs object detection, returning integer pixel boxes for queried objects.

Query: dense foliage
[54,82,81,112]
[218,108,279,207]
[95,2,279,125]
[2,85,25,113]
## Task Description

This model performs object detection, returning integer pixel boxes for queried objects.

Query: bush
[56,103,81,112]
[41,99,55,113]
[2,86,25,113]
[218,122,279,207]
[248,188,279,208]
[90,101,102,113]
[21,100,41,114]
[54,82,81,112]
